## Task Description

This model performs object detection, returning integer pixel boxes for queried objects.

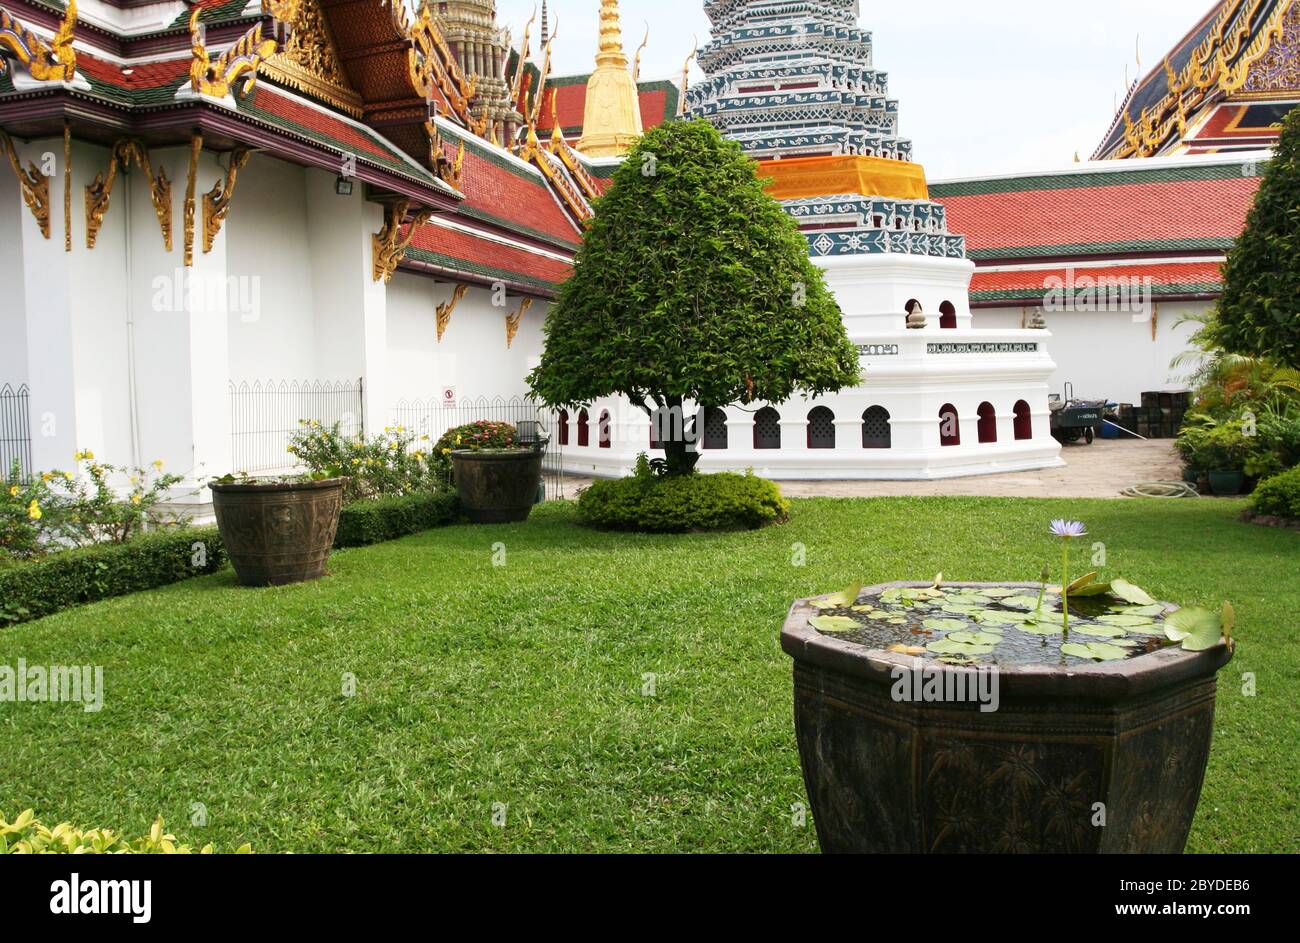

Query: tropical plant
[1,459,52,560]
[44,452,185,546]
[528,119,860,476]
[287,421,439,502]
[1215,107,1300,369]
[0,809,250,854]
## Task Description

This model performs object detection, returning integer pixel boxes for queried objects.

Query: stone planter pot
[450,449,543,524]
[209,478,346,587]
[1208,470,1245,496]
[781,581,1232,854]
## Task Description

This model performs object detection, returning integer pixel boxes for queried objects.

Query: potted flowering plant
[209,471,347,586]
[437,421,543,524]
[781,519,1235,853]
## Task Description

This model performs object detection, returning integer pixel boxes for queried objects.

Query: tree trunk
[661,394,700,477]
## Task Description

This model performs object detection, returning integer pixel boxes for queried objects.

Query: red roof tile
[931,163,1261,261]
[406,223,572,292]
[969,260,1226,306]
[449,136,582,247]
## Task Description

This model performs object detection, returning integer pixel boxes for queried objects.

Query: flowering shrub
[1,459,53,561]
[0,809,250,854]
[431,421,519,479]
[287,421,439,502]
[44,452,185,547]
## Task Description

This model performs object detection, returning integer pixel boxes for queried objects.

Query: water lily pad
[817,583,862,608]
[1096,614,1160,628]
[979,587,1020,598]
[922,618,968,632]
[926,639,995,657]
[1164,607,1222,651]
[810,615,860,634]
[1111,604,1165,617]
[942,603,987,616]
[1062,641,1130,661]
[887,643,927,655]
[971,610,1018,626]
[1002,595,1046,610]
[1110,579,1156,606]
[1017,620,1064,636]
[1070,624,1128,638]
[948,631,1003,646]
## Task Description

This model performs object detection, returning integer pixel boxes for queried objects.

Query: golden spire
[596,0,628,66]
[577,0,643,157]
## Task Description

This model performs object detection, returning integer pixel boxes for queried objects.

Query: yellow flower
[27,500,41,521]
[83,450,94,461]
[131,495,142,505]
[152,459,164,471]
[8,485,17,497]
[41,473,52,483]
[130,476,139,485]
[64,471,74,481]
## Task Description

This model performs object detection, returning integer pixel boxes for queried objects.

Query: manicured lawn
[1,497,1296,853]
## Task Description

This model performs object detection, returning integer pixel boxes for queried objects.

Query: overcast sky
[495,0,1215,178]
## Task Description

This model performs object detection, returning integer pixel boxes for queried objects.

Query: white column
[130,144,233,493]
[307,168,387,435]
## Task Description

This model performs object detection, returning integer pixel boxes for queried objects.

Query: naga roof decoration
[1094,0,1299,160]
[188,6,288,100]
[0,0,77,84]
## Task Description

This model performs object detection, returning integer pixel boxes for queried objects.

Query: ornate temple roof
[930,154,1265,306]
[1093,0,1299,159]
[0,0,580,295]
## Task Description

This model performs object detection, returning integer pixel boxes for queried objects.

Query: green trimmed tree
[1215,107,1300,369]
[528,119,860,476]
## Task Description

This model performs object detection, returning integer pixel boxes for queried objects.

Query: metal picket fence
[0,383,32,482]
[391,394,568,500]
[229,379,364,474]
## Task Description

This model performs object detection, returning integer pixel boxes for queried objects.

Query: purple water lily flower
[1049,519,1088,539]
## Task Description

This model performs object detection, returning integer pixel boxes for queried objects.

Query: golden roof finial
[576,0,642,156]
[597,0,628,67]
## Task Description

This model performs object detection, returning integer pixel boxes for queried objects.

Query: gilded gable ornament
[259,0,365,118]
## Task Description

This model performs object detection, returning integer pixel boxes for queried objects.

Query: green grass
[1,497,1296,853]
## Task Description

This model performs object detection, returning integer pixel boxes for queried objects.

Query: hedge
[1,491,459,626]
[0,527,226,625]
[578,471,790,533]
[333,491,459,548]
[1249,465,1300,520]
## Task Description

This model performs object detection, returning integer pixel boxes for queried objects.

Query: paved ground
[555,439,1184,500]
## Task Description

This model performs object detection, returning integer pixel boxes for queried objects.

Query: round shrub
[578,471,790,533]
[1249,465,1300,520]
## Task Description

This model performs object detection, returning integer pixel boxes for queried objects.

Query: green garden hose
[1120,481,1200,498]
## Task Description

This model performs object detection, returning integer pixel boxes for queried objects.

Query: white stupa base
[553,251,1063,481]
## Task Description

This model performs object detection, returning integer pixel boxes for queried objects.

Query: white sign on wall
[441,386,457,408]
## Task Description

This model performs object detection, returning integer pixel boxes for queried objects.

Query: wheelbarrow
[1049,383,1106,445]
